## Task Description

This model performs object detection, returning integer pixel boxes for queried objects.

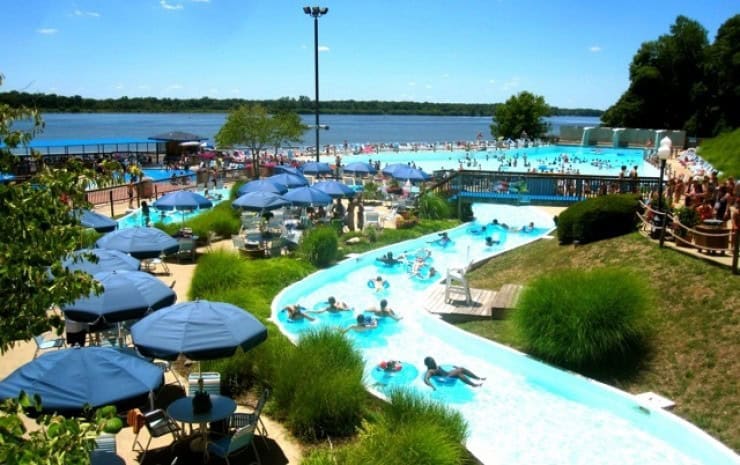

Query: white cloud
[318,45,330,52]
[589,45,602,53]
[74,9,100,17]
[37,28,58,35]
[160,0,183,10]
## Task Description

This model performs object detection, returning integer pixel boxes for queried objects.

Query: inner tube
[367,279,390,289]
[379,360,403,372]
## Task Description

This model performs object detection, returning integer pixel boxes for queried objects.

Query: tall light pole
[304,6,328,163]
[656,136,672,247]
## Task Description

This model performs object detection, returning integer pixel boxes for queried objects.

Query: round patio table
[167,395,236,452]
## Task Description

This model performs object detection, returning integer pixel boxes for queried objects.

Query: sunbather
[423,356,485,390]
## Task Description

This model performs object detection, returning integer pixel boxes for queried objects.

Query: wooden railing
[637,201,739,274]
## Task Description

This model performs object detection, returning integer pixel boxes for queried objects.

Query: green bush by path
[342,389,469,465]
[417,192,451,219]
[188,250,313,316]
[556,194,640,245]
[272,328,366,440]
[514,268,653,372]
[299,225,339,268]
[154,201,241,239]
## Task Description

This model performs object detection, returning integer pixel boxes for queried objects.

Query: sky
[1,0,737,110]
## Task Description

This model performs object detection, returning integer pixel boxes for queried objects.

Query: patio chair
[363,210,382,230]
[154,360,183,388]
[232,234,246,250]
[132,408,182,461]
[229,389,270,443]
[33,334,66,358]
[175,238,196,263]
[94,433,117,454]
[206,422,261,465]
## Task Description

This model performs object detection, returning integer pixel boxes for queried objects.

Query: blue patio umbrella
[313,180,356,199]
[62,270,176,324]
[391,166,431,182]
[267,173,309,188]
[232,191,290,212]
[130,300,267,361]
[273,165,303,176]
[300,161,333,175]
[283,186,333,207]
[343,161,377,176]
[237,179,288,196]
[0,346,164,415]
[62,249,140,275]
[153,190,213,211]
[381,163,409,177]
[74,209,118,233]
[96,227,180,259]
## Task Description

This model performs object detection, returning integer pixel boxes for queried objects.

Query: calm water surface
[36,113,600,146]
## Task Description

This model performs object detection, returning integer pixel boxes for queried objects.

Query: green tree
[489,91,551,140]
[215,104,303,178]
[0,75,120,353]
[602,16,711,134]
[706,14,740,134]
[270,111,307,155]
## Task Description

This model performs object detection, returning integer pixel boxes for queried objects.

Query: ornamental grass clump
[272,328,366,440]
[514,268,653,372]
[342,388,469,465]
[299,225,339,268]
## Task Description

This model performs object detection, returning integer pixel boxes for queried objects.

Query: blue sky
[2,0,737,110]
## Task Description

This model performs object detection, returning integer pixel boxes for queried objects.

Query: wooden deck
[424,284,497,321]
[424,283,524,321]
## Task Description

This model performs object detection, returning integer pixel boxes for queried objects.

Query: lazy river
[272,204,738,465]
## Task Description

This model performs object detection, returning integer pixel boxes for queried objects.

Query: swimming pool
[125,168,196,183]
[319,145,659,178]
[116,187,230,229]
[272,205,738,465]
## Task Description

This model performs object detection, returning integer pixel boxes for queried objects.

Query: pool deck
[424,282,524,321]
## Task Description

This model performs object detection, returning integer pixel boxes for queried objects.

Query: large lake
[36,113,600,146]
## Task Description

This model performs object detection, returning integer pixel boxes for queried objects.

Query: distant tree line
[602,14,739,137]
[0,91,602,117]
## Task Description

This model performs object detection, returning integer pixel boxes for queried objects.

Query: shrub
[153,201,241,240]
[557,194,640,244]
[514,268,653,371]
[272,328,366,440]
[417,192,451,220]
[300,226,339,268]
[343,389,468,465]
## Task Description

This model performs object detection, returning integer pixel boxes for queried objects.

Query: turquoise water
[320,145,658,177]
[116,187,230,229]
[272,204,738,465]
[127,168,195,182]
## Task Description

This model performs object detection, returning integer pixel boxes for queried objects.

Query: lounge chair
[175,238,196,263]
[188,372,221,396]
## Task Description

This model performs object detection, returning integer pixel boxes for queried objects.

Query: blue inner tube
[371,362,419,386]
[367,279,390,289]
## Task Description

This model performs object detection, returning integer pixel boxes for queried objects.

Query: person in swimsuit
[423,356,485,390]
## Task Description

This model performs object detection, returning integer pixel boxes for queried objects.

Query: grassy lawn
[458,233,739,451]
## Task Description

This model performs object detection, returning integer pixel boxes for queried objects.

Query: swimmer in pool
[366,299,402,321]
[370,275,389,293]
[491,219,510,229]
[485,236,500,247]
[520,221,535,232]
[342,314,378,333]
[429,231,452,247]
[281,304,315,321]
[423,356,485,391]
[310,296,351,314]
[376,251,401,266]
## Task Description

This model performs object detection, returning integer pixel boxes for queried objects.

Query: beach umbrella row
[152,190,212,211]
[96,227,180,260]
